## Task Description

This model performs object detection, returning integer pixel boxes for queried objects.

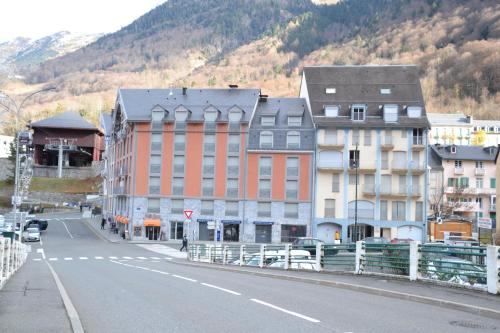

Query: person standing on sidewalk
[180,235,188,252]
[101,218,106,230]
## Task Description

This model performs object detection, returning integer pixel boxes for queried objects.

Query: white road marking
[32,258,42,261]
[151,261,160,263]
[109,256,118,259]
[136,257,147,260]
[64,257,73,261]
[172,274,197,282]
[250,299,320,323]
[164,257,172,260]
[95,256,104,260]
[79,257,88,260]
[150,269,169,275]
[150,257,161,260]
[135,266,151,271]
[201,283,241,296]
[136,244,187,259]
[40,236,43,246]
[36,248,46,259]
[123,256,133,260]
[61,220,74,239]
[49,258,58,261]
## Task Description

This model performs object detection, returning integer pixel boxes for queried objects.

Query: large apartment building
[107,87,314,242]
[300,65,430,242]
[430,145,497,227]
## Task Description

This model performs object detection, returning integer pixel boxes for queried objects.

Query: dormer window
[204,109,218,122]
[383,104,398,122]
[407,106,422,118]
[324,105,339,117]
[261,116,275,126]
[351,104,366,121]
[380,88,391,95]
[325,88,336,94]
[228,110,242,122]
[175,106,189,122]
[288,116,302,126]
[451,146,457,154]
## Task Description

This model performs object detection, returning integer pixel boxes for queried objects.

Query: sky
[0,0,166,42]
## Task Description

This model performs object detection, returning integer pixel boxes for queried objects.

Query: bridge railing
[0,238,29,289]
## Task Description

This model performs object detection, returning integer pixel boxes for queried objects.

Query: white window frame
[286,131,300,149]
[260,131,273,148]
[324,105,339,117]
[261,116,275,126]
[351,105,366,121]
[288,116,302,126]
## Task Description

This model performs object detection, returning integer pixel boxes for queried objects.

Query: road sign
[183,210,193,220]
[477,218,492,229]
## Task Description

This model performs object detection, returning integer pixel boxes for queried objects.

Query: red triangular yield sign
[183,210,193,219]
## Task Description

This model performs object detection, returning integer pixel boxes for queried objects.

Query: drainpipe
[310,123,317,238]
[242,124,248,243]
[131,125,138,240]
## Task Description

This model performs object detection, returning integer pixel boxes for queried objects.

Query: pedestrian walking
[180,235,188,252]
[101,218,106,230]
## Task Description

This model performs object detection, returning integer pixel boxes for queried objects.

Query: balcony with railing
[348,160,376,173]
[475,168,485,176]
[409,161,426,174]
[412,137,425,150]
[381,136,394,150]
[362,183,376,196]
[318,137,344,150]
[391,160,408,174]
[454,167,464,175]
[410,185,422,197]
[449,202,481,212]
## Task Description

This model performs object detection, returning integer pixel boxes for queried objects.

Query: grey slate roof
[301,65,429,128]
[428,148,443,171]
[427,113,473,126]
[117,88,260,122]
[30,111,99,131]
[430,144,498,161]
[248,98,315,151]
[100,112,112,136]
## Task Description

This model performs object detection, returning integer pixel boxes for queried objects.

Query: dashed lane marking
[123,256,133,260]
[201,283,241,296]
[150,257,161,260]
[49,258,58,261]
[79,257,88,260]
[109,256,118,259]
[136,257,147,260]
[64,257,73,261]
[172,274,197,282]
[250,299,320,323]
[32,258,42,261]
[95,256,103,260]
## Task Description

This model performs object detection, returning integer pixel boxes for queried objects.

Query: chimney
[259,94,268,103]
[229,84,238,89]
[182,87,187,95]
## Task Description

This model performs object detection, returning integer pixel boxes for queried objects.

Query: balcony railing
[380,186,392,196]
[318,137,343,149]
[410,185,421,196]
[391,160,408,172]
[454,167,464,175]
[409,161,425,172]
[363,183,375,195]
[475,168,485,176]
[381,136,394,150]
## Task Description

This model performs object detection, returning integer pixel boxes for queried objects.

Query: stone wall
[28,191,88,206]
[33,163,101,179]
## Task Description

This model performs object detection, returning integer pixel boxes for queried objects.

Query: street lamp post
[350,144,359,242]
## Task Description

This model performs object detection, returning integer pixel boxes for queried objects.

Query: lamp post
[350,144,359,242]
[0,87,56,234]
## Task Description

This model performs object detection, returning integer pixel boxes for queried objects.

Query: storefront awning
[254,221,273,225]
[144,219,161,227]
[221,220,241,224]
[121,217,129,224]
[115,216,122,223]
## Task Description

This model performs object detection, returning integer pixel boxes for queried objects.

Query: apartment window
[174,134,185,152]
[325,129,337,144]
[392,201,405,220]
[257,202,272,217]
[285,180,298,200]
[202,178,214,196]
[413,129,423,145]
[476,197,483,209]
[173,155,185,174]
[476,178,483,188]
[288,116,302,126]
[204,134,216,153]
[384,129,392,145]
[475,161,483,169]
[148,198,160,213]
[383,104,398,122]
[451,146,457,154]
[203,156,215,176]
[175,108,188,122]
[455,160,462,167]
[227,156,239,177]
[380,201,388,220]
[332,174,340,192]
[325,88,336,94]
[448,178,458,187]
[228,110,242,122]
[286,157,299,177]
[381,175,392,193]
[352,129,360,145]
[226,179,239,197]
[381,151,389,170]
[380,88,391,95]
[491,178,496,189]
[228,134,240,153]
[150,155,161,174]
[364,130,371,146]
[324,199,335,218]
[201,200,214,215]
[260,131,273,148]
[172,177,184,195]
[399,175,406,194]
[287,131,300,149]
[261,116,275,126]
[407,106,422,118]
[349,150,360,168]
[151,133,162,152]
[324,105,339,117]
[259,179,271,198]
[284,203,298,218]
[204,109,218,122]
[149,176,161,195]
[259,156,272,176]
[151,110,164,130]
[415,202,423,221]
[225,201,239,216]
[351,105,366,121]
[460,177,469,187]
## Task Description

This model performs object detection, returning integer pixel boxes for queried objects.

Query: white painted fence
[0,237,29,289]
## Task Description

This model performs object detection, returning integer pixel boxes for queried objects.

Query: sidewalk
[171,256,500,318]
[0,259,72,333]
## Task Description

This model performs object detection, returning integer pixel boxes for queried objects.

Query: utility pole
[350,143,359,242]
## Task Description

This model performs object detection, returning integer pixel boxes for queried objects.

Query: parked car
[25,219,48,231]
[268,259,319,271]
[390,238,414,244]
[421,256,486,285]
[22,227,40,242]
[231,250,311,266]
[292,237,340,255]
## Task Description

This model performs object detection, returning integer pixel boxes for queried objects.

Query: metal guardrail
[322,244,356,271]
[0,238,28,289]
[363,243,410,276]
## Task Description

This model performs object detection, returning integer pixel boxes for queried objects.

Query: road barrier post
[284,244,290,270]
[259,244,265,268]
[409,241,420,281]
[5,238,11,279]
[355,240,365,274]
[0,238,4,286]
[486,245,500,294]
[223,246,228,265]
[240,245,245,267]
[196,245,200,261]
[315,243,322,272]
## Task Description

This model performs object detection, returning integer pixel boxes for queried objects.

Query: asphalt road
[4,211,500,333]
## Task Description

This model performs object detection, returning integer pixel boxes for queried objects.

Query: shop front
[254,221,273,243]
[144,218,161,240]
[198,219,214,241]
[222,220,240,242]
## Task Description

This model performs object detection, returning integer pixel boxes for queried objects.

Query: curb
[169,260,500,320]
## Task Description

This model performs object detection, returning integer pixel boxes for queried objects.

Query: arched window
[348,200,374,220]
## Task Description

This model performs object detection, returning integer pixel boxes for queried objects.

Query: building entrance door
[145,226,160,240]
[170,221,184,240]
[223,224,239,242]
[199,222,214,241]
[255,225,272,243]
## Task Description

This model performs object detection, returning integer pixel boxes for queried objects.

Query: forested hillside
[1,0,498,134]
